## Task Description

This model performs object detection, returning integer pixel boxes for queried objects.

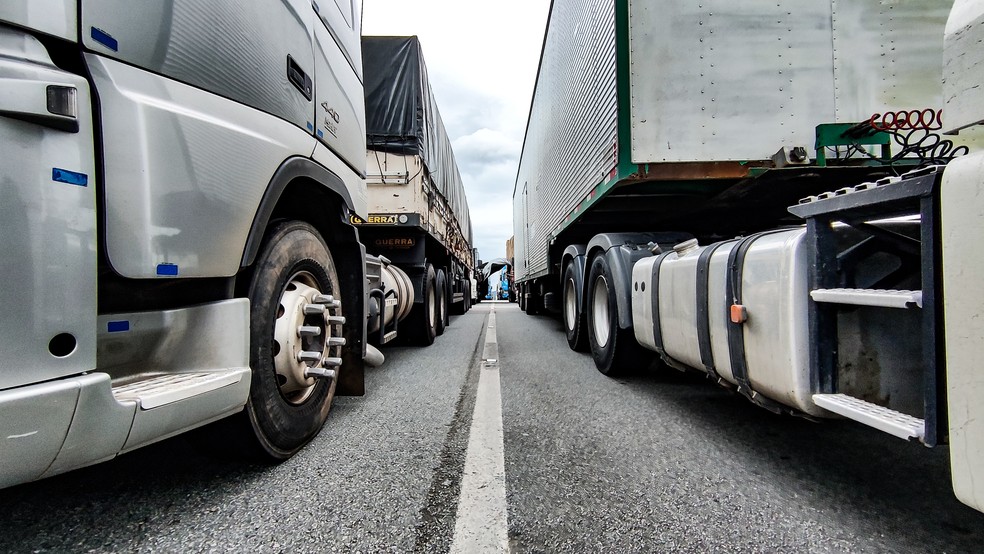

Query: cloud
[453,129,521,167]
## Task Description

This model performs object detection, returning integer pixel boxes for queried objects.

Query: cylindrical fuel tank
[366,255,415,334]
[380,260,415,324]
[632,228,820,416]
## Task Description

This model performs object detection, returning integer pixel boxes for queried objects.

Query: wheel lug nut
[328,337,347,347]
[298,325,322,337]
[303,303,326,315]
[297,350,322,363]
[305,367,337,380]
[313,294,335,304]
[327,315,346,325]
[322,357,343,368]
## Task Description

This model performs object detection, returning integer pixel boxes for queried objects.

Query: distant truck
[0,1,431,489]
[514,0,984,512]
[356,36,474,345]
[505,236,516,302]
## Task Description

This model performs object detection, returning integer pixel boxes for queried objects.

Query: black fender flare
[585,232,692,330]
[240,156,357,268]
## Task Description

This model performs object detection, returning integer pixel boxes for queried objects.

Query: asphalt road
[1,302,983,552]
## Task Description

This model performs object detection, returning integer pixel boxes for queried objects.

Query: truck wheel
[525,283,541,315]
[406,264,438,345]
[587,253,645,375]
[451,278,467,315]
[435,268,448,335]
[242,221,342,459]
[563,261,589,352]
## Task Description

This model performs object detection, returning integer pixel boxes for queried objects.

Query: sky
[361,0,551,263]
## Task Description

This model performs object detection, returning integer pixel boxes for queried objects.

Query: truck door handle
[287,55,313,101]
[0,79,79,132]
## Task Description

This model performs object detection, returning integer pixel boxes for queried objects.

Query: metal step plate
[813,393,925,442]
[810,288,922,309]
[112,370,247,410]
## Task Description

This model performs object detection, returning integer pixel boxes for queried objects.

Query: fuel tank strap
[650,251,674,354]
[695,240,734,379]
[726,230,788,410]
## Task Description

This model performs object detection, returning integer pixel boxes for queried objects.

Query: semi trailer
[356,36,474,346]
[513,0,984,513]
[0,0,442,489]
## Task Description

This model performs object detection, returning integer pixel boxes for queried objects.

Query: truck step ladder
[810,288,922,309]
[812,393,925,441]
[789,165,945,446]
[113,370,247,410]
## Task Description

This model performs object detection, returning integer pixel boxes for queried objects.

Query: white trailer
[514,0,984,512]
[0,0,415,488]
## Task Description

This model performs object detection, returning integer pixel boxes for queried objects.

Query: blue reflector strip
[306,121,314,132]
[107,320,130,333]
[156,263,179,276]
[90,27,118,52]
[316,129,324,138]
[52,168,88,187]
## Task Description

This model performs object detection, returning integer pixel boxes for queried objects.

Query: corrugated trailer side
[515,0,962,295]
[513,0,619,283]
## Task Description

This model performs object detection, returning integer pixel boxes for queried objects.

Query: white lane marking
[451,305,508,553]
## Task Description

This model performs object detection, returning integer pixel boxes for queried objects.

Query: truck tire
[451,278,467,315]
[563,261,589,352]
[237,221,341,459]
[525,283,541,315]
[435,268,448,335]
[586,253,647,375]
[405,264,438,345]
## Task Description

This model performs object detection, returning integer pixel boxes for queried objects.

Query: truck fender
[239,156,366,396]
[586,232,694,330]
[240,156,357,268]
[586,234,656,330]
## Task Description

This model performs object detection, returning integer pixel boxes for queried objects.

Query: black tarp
[362,36,472,243]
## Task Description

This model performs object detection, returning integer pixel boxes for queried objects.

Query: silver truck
[0,0,422,488]
[514,0,984,513]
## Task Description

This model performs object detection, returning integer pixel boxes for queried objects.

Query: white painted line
[451,305,508,553]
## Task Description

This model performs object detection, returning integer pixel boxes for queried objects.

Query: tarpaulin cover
[362,36,471,243]
[480,258,512,280]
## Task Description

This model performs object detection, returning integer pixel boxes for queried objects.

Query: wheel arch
[241,156,358,269]
[240,157,367,396]
[586,233,658,331]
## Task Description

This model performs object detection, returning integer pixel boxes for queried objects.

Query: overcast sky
[362,0,551,263]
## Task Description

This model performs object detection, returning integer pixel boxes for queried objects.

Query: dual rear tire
[585,253,651,376]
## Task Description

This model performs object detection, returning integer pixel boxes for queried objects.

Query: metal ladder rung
[813,393,925,442]
[810,288,922,309]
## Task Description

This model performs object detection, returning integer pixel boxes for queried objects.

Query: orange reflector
[730,304,747,324]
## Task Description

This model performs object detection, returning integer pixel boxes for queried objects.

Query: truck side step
[810,288,922,309]
[813,393,925,442]
[113,370,248,410]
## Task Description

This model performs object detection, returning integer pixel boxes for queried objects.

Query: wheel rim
[272,270,341,405]
[592,275,610,348]
[564,277,577,331]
